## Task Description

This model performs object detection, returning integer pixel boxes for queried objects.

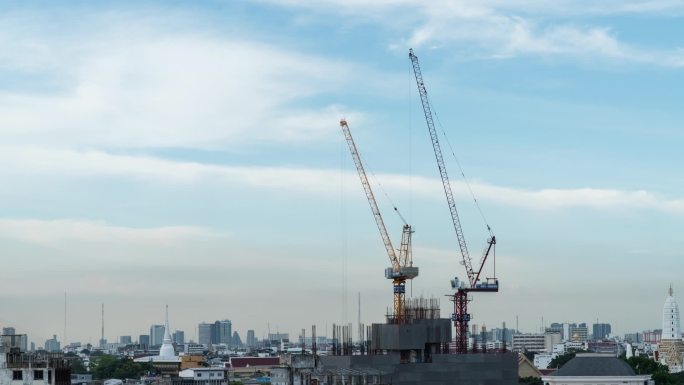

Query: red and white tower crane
[409,49,498,353]
[340,119,418,324]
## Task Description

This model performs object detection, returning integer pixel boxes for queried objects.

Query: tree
[69,358,88,374]
[548,352,576,369]
[623,356,677,385]
[90,355,156,380]
[519,376,543,385]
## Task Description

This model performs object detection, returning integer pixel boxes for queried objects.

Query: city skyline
[1,1,683,343]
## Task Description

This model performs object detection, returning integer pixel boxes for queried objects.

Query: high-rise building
[44,335,60,352]
[198,323,213,346]
[232,331,242,347]
[592,323,612,340]
[173,330,185,345]
[215,320,231,345]
[246,330,256,347]
[119,336,132,345]
[1,334,28,352]
[659,286,684,372]
[199,320,232,346]
[139,335,150,349]
[568,323,588,342]
[2,327,16,335]
[268,333,289,341]
[150,324,165,347]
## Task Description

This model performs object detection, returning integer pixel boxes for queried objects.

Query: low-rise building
[512,334,545,352]
[0,349,71,385]
[541,353,653,385]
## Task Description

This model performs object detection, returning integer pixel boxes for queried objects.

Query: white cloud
[262,0,684,66]
[2,146,682,215]
[0,15,365,150]
[0,218,220,246]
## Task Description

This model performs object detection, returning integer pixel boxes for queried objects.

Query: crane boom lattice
[340,119,418,324]
[409,49,475,286]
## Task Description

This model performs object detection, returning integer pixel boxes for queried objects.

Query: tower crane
[340,119,418,324]
[409,49,498,353]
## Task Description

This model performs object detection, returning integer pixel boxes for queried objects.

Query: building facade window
[13,371,23,380]
[34,370,44,380]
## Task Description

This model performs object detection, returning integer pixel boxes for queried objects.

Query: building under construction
[275,49,518,384]
[272,299,517,385]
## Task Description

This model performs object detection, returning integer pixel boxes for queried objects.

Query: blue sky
[1,0,683,345]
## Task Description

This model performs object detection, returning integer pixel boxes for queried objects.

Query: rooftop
[552,354,635,377]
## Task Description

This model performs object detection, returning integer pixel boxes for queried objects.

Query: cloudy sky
[1,0,683,346]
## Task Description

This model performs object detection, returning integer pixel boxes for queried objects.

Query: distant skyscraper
[592,323,612,340]
[150,324,164,347]
[246,330,256,347]
[2,327,16,335]
[173,330,185,345]
[568,323,588,342]
[232,331,242,347]
[659,286,684,372]
[215,320,232,345]
[139,335,150,349]
[44,335,60,352]
[1,334,28,352]
[198,323,213,346]
[120,336,132,345]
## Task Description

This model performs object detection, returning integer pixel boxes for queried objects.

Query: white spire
[159,304,176,357]
[662,286,681,340]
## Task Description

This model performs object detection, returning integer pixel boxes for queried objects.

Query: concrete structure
[644,329,662,344]
[246,330,256,348]
[592,323,611,340]
[178,367,228,382]
[44,336,60,353]
[569,324,588,342]
[135,307,181,375]
[0,350,70,385]
[150,325,165,347]
[0,335,27,353]
[512,334,545,352]
[658,287,684,373]
[542,353,653,384]
[533,353,554,369]
[198,323,213,346]
[119,336,132,345]
[317,353,517,385]
[139,335,150,349]
[173,330,185,345]
[215,321,231,346]
[587,339,618,354]
[229,357,280,378]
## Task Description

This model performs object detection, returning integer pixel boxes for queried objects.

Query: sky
[1,0,683,346]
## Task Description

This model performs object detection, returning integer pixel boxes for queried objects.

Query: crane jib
[409,49,478,286]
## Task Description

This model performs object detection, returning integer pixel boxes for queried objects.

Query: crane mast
[409,49,497,353]
[340,119,417,324]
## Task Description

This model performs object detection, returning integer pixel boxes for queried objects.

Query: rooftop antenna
[101,303,104,343]
[64,292,67,345]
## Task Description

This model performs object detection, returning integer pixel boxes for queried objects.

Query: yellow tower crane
[340,119,418,324]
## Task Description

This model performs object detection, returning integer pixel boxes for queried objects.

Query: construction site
[272,49,518,385]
